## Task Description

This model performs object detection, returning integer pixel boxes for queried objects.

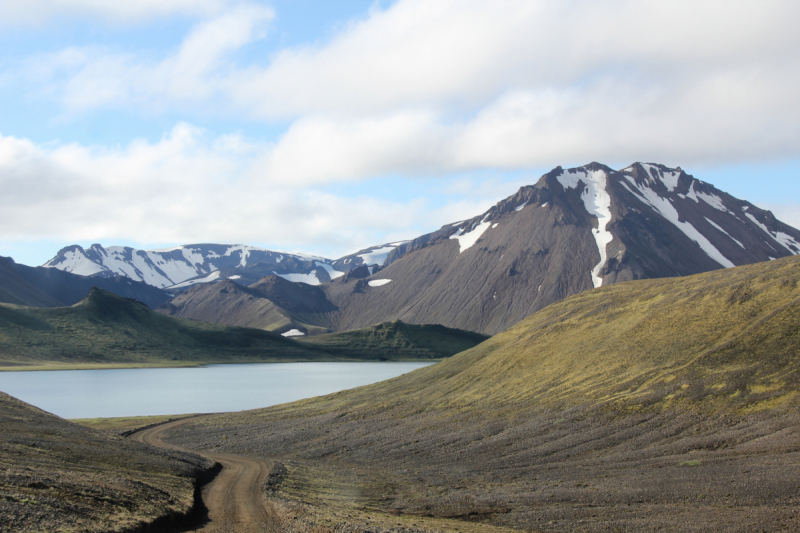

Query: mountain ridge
[157,162,800,335]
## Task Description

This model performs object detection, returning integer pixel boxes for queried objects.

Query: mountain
[0,392,212,532]
[0,255,171,309]
[43,243,354,289]
[164,254,800,532]
[158,162,800,335]
[157,275,338,335]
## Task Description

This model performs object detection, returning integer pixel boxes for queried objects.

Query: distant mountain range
[27,162,800,335]
[42,242,410,289]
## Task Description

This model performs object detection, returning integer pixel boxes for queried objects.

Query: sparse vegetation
[297,320,489,360]
[0,393,212,532]
[160,255,800,532]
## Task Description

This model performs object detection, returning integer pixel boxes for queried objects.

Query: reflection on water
[0,362,433,419]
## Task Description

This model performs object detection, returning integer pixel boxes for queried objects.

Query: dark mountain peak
[76,287,150,323]
[574,161,614,174]
[341,265,372,282]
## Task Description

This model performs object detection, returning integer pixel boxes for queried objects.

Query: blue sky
[1,0,799,266]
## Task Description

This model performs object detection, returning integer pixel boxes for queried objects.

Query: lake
[0,362,433,419]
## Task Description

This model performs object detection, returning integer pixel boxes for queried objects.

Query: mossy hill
[0,288,327,368]
[0,392,211,532]
[296,320,489,360]
[164,256,800,532]
[0,288,486,369]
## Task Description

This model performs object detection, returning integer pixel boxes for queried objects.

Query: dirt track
[130,418,283,532]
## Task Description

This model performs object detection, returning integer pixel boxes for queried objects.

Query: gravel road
[130,417,283,532]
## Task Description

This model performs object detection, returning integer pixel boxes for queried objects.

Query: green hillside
[296,320,489,360]
[0,288,329,369]
[164,256,800,532]
[0,288,485,369]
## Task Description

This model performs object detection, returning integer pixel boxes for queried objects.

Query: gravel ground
[164,403,800,532]
[0,392,214,533]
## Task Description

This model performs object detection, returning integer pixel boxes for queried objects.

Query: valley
[102,255,800,531]
[2,164,799,532]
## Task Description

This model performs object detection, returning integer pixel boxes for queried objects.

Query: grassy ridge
[0,288,488,369]
[207,255,800,420]
[0,287,327,367]
[297,320,489,360]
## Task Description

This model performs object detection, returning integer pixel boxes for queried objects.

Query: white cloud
[54,4,274,111]
[0,126,485,258]
[25,0,800,171]
[0,0,233,24]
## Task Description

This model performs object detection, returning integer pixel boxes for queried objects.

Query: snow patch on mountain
[641,163,681,191]
[557,169,613,288]
[623,177,735,268]
[693,187,733,214]
[169,270,222,289]
[450,215,492,253]
[368,279,392,287]
[358,246,398,266]
[743,212,800,254]
[514,201,528,212]
[275,272,321,285]
[224,245,262,267]
[53,249,104,276]
[704,217,744,248]
[316,261,345,279]
[281,329,305,337]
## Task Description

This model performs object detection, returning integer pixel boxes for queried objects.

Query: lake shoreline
[0,360,435,419]
[0,357,444,372]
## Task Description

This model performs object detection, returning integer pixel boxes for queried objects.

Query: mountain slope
[318,163,799,334]
[164,254,800,532]
[0,256,64,307]
[0,392,212,532]
[0,255,171,309]
[44,243,350,289]
[157,276,338,335]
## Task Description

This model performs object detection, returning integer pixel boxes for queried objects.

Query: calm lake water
[0,362,433,419]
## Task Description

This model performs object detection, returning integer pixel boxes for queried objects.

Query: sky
[1,0,799,267]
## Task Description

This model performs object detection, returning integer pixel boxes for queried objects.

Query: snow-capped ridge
[44,243,348,289]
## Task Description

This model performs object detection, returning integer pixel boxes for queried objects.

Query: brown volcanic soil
[158,256,800,532]
[0,392,213,532]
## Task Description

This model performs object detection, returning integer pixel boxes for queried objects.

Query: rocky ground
[0,393,213,532]
[162,401,800,532]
